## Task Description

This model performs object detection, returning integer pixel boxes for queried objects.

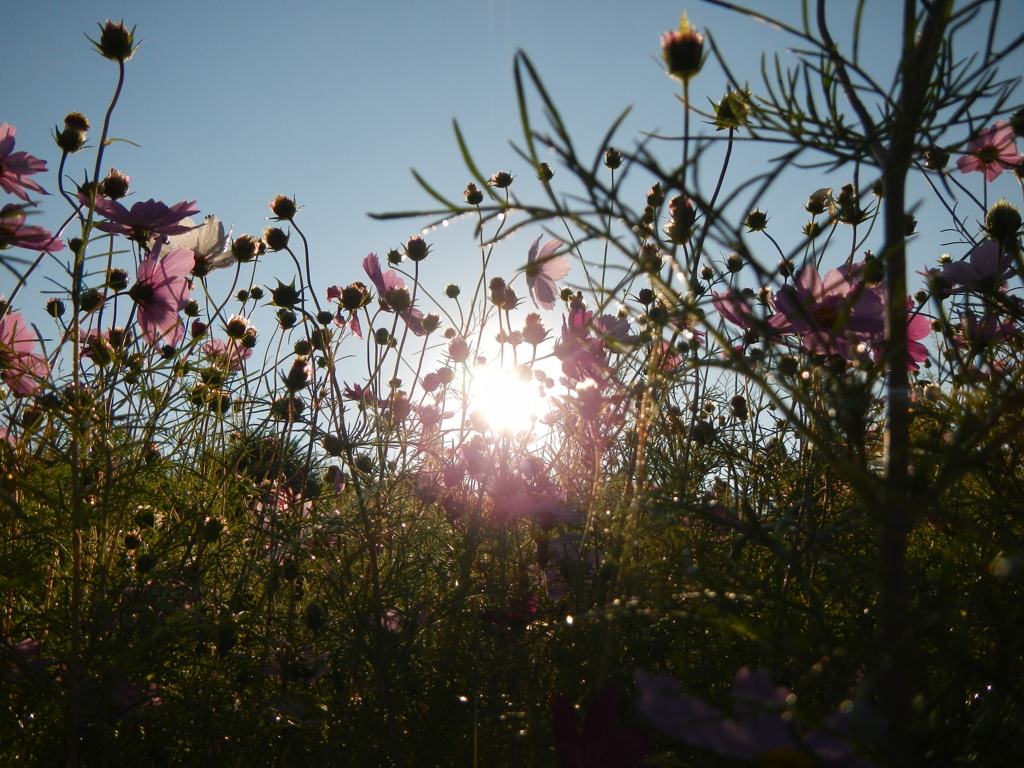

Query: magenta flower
[0,307,49,395]
[0,204,64,252]
[637,667,879,767]
[554,305,612,384]
[552,685,649,768]
[951,311,1017,352]
[362,253,428,336]
[770,265,885,358]
[85,195,199,244]
[0,124,49,201]
[956,121,1023,181]
[941,240,1015,294]
[202,338,252,372]
[128,245,193,346]
[712,289,760,332]
[525,235,570,310]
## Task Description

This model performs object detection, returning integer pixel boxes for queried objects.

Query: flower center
[814,304,840,328]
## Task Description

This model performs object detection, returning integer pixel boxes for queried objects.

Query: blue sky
[4,1,1022,363]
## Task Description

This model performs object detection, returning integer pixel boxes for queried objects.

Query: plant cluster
[2,5,1024,767]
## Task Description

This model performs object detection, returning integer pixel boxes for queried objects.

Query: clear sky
[4,1,1022,366]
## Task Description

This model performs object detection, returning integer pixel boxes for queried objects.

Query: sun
[469,365,547,435]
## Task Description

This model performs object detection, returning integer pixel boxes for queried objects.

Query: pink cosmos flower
[0,307,49,395]
[0,204,64,252]
[361,253,428,336]
[85,195,199,244]
[770,265,885,358]
[554,305,612,384]
[525,235,570,310]
[941,240,1015,294]
[711,289,760,331]
[637,667,879,767]
[951,311,1017,352]
[956,121,1023,181]
[0,124,49,201]
[202,338,252,372]
[128,244,193,346]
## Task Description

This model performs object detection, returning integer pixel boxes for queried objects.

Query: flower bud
[405,235,429,262]
[341,282,370,311]
[98,168,130,200]
[726,254,744,273]
[777,259,795,278]
[387,248,403,265]
[604,148,622,169]
[107,268,130,291]
[421,314,442,334]
[263,226,289,251]
[730,395,748,420]
[701,265,715,281]
[310,327,332,350]
[522,313,549,346]
[241,328,259,349]
[283,358,310,392]
[55,112,90,153]
[713,90,750,131]
[269,195,298,220]
[184,299,200,317]
[464,183,483,205]
[984,198,1022,245]
[647,182,665,208]
[80,288,105,313]
[924,146,949,171]
[802,221,823,239]
[637,288,655,305]
[537,162,554,182]
[92,20,137,63]
[249,285,265,300]
[448,336,470,363]
[225,316,251,340]
[374,327,392,346]
[489,277,507,308]
[661,14,704,82]
[270,279,302,308]
[444,283,460,299]
[805,188,832,215]
[316,309,334,325]
[559,286,574,302]
[277,308,297,329]
[904,214,918,236]
[1010,107,1024,139]
[46,298,66,318]
[236,290,249,303]
[488,171,514,189]
[231,234,261,263]
[294,339,313,356]
[191,320,208,338]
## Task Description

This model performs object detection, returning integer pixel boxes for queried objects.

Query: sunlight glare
[469,365,545,435]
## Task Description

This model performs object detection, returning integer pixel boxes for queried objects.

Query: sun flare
[469,365,547,435]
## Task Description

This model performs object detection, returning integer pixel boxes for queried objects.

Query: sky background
[3,0,1023,379]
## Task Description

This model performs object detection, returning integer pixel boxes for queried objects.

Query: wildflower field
[2,4,1024,766]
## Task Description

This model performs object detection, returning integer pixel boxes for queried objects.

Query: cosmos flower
[128,244,193,346]
[525,236,570,310]
[166,214,233,276]
[770,265,885,358]
[956,121,1023,182]
[85,195,199,244]
[940,240,1015,294]
[0,306,49,395]
[636,667,879,767]
[0,204,64,252]
[711,289,760,332]
[0,123,49,201]
[362,253,428,336]
[202,337,252,372]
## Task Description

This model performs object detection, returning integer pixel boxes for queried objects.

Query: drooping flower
[636,667,879,767]
[0,123,49,201]
[552,685,649,768]
[85,195,199,245]
[362,253,428,336]
[128,244,193,346]
[770,265,885,358]
[525,236,569,310]
[940,240,1016,294]
[0,307,49,395]
[166,215,232,277]
[956,121,1023,181]
[0,204,64,252]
